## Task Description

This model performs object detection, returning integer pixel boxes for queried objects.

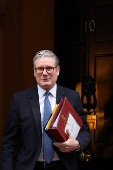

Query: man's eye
[47,67,52,70]
[38,68,44,71]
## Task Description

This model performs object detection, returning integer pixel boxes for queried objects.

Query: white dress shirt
[37,84,60,162]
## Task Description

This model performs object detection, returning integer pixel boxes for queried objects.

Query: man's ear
[33,67,36,77]
[57,66,60,76]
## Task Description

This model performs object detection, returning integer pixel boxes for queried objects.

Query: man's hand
[53,129,80,153]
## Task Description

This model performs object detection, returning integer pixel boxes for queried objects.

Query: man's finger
[66,129,72,138]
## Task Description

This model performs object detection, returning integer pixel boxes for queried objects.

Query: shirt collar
[37,84,57,99]
[49,84,57,98]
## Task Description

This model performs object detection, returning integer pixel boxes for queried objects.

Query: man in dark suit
[1,50,90,170]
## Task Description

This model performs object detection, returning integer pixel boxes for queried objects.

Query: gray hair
[33,50,59,67]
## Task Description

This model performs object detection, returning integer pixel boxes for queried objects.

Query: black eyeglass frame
[35,66,57,74]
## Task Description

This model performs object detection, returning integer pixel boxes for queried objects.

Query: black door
[54,0,113,169]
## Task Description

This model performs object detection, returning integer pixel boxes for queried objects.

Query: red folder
[49,98,64,128]
[45,97,83,142]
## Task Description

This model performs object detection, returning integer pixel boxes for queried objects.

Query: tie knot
[45,91,50,97]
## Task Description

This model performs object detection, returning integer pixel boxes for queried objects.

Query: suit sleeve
[74,92,91,152]
[1,94,20,170]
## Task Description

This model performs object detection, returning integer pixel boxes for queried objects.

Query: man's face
[34,57,60,91]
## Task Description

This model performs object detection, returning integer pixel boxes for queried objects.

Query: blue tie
[43,91,54,163]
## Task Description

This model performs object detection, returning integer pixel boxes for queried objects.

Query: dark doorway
[54,0,85,90]
[54,0,113,169]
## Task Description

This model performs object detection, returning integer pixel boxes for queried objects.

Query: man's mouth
[43,79,48,81]
[41,77,50,81]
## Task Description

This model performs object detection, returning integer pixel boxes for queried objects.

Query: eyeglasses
[35,67,57,74]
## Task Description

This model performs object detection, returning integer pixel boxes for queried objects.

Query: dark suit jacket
[1,85,90,170]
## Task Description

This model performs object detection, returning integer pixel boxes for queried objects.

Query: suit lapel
[56,85,66,103]
[29,86,42,136]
